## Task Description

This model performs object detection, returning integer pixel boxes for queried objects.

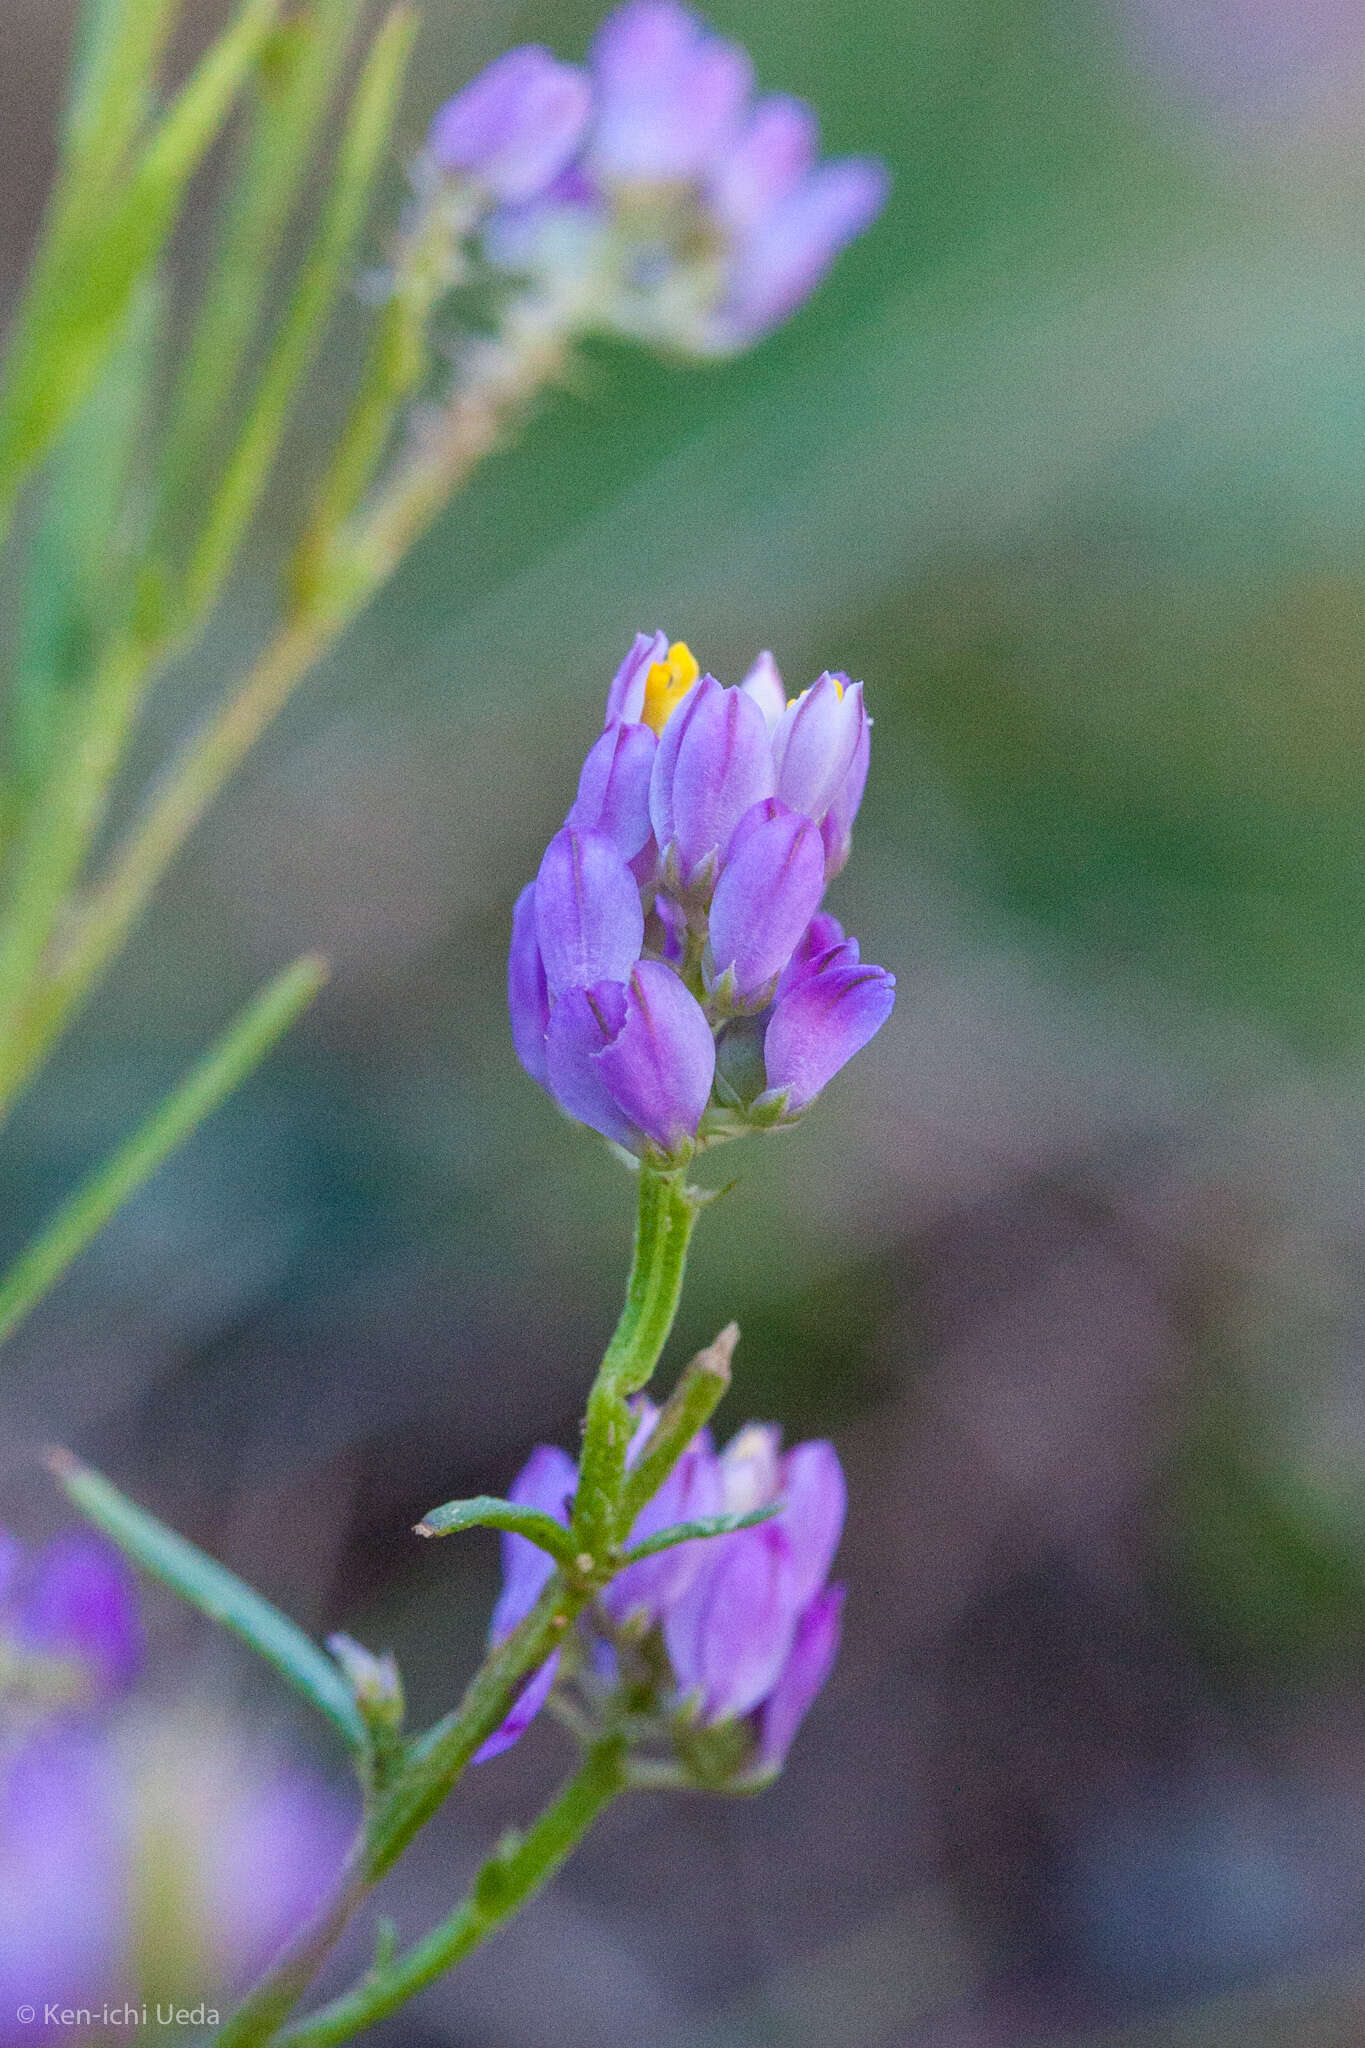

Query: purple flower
[0,1735,125,2038]
[760,951,897,1113]
[534,827,643,997]
[590,0,752,183]
[473,1421,844,1778]
[0,1531,142,1723]
[716,157,890,347]
[508,881,551,1088]
[707,800,827,1007]
[205,1763,354,1989]
[13,1533,141,1703]
[754,1582,844,1774]
[510,632,892,1146]
[601,1403,721,1627]
[545,963,716,1158]
[427,47,593,202]
[0,1714,352,2022]
[650,674,774,892]
[772,673,867,825]
[473,1446,576,1764]
[569,721,657,862]
[424,3,887,357]
[661,1426,846,1770]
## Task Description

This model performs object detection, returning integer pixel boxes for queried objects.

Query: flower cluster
[0,1532,349,2036]
[509,631,895,1163]
[475,1416,845,1783]
[424,0,888,355]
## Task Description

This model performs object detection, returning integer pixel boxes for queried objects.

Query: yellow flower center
[642,641,700,734]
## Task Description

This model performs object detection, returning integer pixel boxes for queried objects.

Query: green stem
[213,1163,706,2044]
[573,1164,702,1559]
[272,1740,627,2048]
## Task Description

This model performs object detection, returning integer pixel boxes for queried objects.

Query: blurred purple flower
[14,1533,142,1703]
[510,636,893,1152]
[0,1529,141,1722]
[0,1735,126,2043]
[424,1,888,354]
[426,46,593,202]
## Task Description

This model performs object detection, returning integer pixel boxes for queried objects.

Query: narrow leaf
[14,276,163,799]
[618,1323,737,1526]
[0,955,326,1349]
[180,2,417,624]
[619,1503,782,1564]
[0,0,285,542]
[62,0,184,213]
[414,1497,577,1564]
[47,1451,365,1750]
[157,0,367,549]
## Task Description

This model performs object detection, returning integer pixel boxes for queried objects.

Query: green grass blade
[180,2,416,626]
[0,955,326,1348]
[62,0,183,220]
[47,1450,365,1751]
[0,0,284,545]
[156,0,367,551]
[13,276,163,801]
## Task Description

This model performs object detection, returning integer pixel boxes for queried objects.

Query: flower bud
[327,1634,404,1737]
[604,629,669,726]
[511,631,892,1151]
[738,648,786,730]
[772,673,867,823]
[706,800,826,1006]
[568,720,657,861]
[649,675,774,893]
[534,827,644,997]
[546,964,715,1160]
[820,711,870,877]
[760,953,896,1112]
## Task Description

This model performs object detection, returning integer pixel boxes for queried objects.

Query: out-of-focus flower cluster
[0,1533,350,2040]
[474,1415,845,1783]
[509,631,895,1164]
[421,0,888,355]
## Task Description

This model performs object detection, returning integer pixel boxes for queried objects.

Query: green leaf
[47,1451,365,1750]
[180,2,417,625]
[0,955,326,1349]
[413,1496,577,1565]
[618,1503,782,1564]
[62,0,184,217]
[13,275,163,800]
[0,0,285,545]
[156,0,368,558]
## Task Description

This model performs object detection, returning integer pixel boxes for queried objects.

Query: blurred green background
[10,0,1365,2040]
